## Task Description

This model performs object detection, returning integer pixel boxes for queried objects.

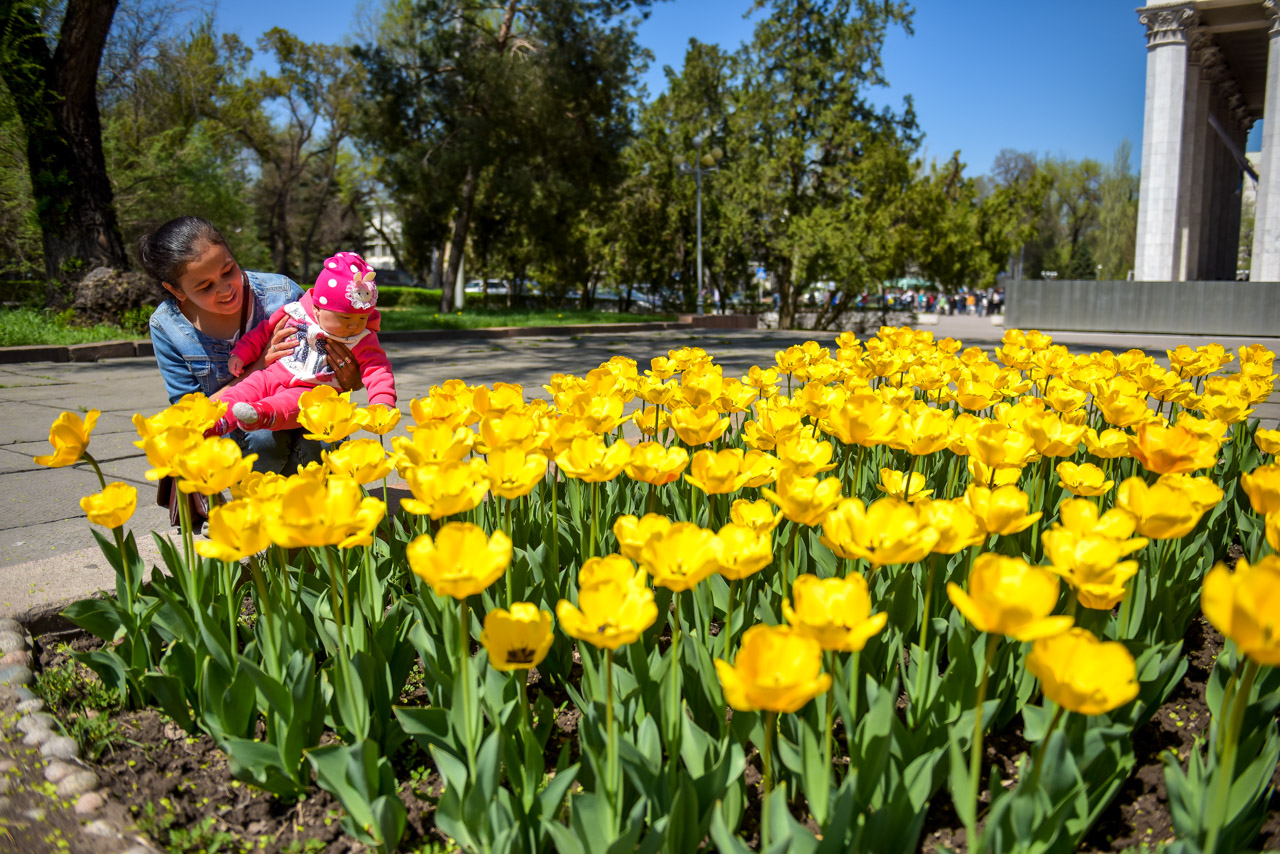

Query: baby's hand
[228,354,244,377]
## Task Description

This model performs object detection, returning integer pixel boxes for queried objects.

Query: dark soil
[27,614,1280,854]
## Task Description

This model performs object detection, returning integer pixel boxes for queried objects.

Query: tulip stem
[968,636,1002,839]
[823,651,836,772]
[1205,657,1259,854]
[111,525,134,619]
[550,469,560,575]
[1025,704,1065,794]
[505,498,514,604]
[459,598,477,776]
[83,451,107,492]
[724,578,739,660]
[590,481,600,560]
[853,445,866,498]
[605,648,619,830]
[761,710,779,848]
[913,555,940,727]
[784,522,799,604]
[848,650,861,738]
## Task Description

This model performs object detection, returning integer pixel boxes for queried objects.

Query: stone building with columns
[1134,0,1276,282]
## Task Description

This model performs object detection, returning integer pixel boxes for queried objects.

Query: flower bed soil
[29,614,1280,853]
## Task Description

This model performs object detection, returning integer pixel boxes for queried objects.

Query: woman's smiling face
[164,242,243,318]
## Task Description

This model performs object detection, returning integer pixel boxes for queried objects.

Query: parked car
[463,279,510,296]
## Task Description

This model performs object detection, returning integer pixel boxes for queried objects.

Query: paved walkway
[2,316,1277,624]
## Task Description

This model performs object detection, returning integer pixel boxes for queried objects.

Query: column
[1135,4,1198,281]
[1178,36,1212,281]
[1251,3,1280,281]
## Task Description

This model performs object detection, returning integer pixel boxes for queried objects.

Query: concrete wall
[1005,279,1280,336]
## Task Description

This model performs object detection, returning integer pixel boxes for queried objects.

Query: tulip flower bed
[33,327,1280,853]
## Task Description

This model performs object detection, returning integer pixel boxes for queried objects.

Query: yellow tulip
[132,394,225,437]
[679,366,724,408]
[1022,411,1086,457]
[480,603,554,671]
[79,482,137,529]
[1043,380,1088,414]
[1083,428,1132,460]
[1202,556,1280,666]
[730,498,783,535]
[544,413,594,455]
[963,484,1042,536]
[1255,428,1280,456]
[578,554,642,588]
[137,425,202,481]
[715,625,832,714]
[408,522,510,599]
[1094,388,1149,429]
[613,513,673,562]
[819,497,939,567]
[487,449,548,499]
[685,448,748,495]
[1115,477,1208,540]
[471,382,525,420]
[946,553,1073,640]
[409,391,469,429]
[718,377,760,413]
[1128,422,1218,475]
[964,421,1037,471]
[173,436,257,495]
[478,410,542,454]
[555,435,631,483]
[632,407,670,437]
[567,393,629,434]
[358,404,402,435]
[401,458,490,519]
[761,470,844,527]
[639,522,722,592]
[34,410,100,468]
[715,523,773,580]
[231,470,288,502]
[1267,512,1279,553]
[323,438,394,484]
[823,391,901,447]
[916,498,986,554]
[669,403,730,446]
[893,405,953,456]
[637,375,678,406]
[268,476,384,549]
[738,450,780,488]
[1241,463,1280,516]
[875,468,933,502]
[782,573,888,652]
[1055,461,1114,497]
[966,457,1023,489]
[776,434,837,477]
[392,422,475,470]
[1026,628,1139,714]
[556,574,657,650]
[953,378,999,411]
[297,386,363,443]
[196,498,272,562]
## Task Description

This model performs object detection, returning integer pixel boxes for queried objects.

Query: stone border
[0,617,157,852]
[0,315,760,365]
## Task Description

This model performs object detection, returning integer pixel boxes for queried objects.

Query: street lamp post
[677,134,722,315]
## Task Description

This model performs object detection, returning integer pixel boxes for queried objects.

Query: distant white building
[363,206,400,271]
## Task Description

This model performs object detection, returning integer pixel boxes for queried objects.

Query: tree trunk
[777,259,796,329]
[440,163,477,312]
[0,0,128,283]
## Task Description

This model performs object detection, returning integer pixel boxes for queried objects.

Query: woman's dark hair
[137,216,230,288]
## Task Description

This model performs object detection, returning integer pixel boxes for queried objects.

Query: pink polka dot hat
[312,251,378,314]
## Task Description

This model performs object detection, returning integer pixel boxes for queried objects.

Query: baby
[208,251,397,435]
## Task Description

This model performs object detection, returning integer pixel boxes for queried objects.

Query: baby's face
[317,309,368,337]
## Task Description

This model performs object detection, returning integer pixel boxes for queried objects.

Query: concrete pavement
[2,315,1277,625]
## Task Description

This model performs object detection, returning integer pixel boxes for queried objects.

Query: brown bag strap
[238,275,252,338]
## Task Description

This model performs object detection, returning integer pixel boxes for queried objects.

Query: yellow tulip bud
[875,468,933,502]
[358,404,402,435]
[196,498,272,562]
[1255,428,1280,456]
[729,499,783,535]
[1026,628,1139,714]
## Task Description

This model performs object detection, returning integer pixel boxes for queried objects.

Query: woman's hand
[326,340,363,392]
[262,319,298,367]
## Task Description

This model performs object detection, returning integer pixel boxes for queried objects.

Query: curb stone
[0,620,161,853]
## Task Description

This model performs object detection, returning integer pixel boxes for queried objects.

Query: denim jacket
[150,271,303,404]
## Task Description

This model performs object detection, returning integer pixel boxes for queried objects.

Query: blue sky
[212,0,1254,177]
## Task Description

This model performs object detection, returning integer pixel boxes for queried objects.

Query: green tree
[0,0,128,281]
[355,0,656,311]
[1095,140,1138,280]
[719,0,918,329]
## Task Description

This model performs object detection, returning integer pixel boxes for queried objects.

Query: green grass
[378,305,675,331]
[0,307,144,346]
